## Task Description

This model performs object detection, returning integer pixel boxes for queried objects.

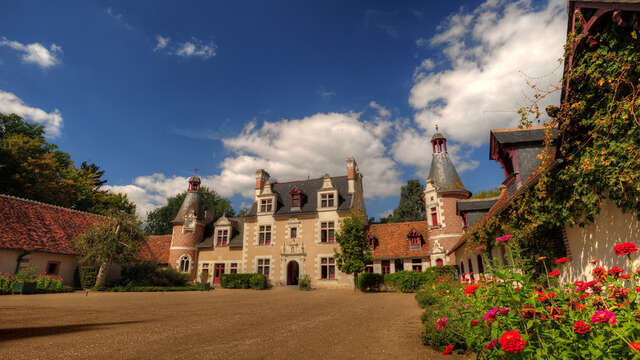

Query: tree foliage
[143,186,234,235]
[380,179,425,223]
[0,113,135,215]
[334,212,371,287]
[470,186,501,199]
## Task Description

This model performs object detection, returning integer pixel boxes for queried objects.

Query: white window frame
[317,190,337,210]
[258,225,272,246]
[257,258,271,278]
[320,221,335,243]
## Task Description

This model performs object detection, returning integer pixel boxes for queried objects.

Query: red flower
[574,304,587,310]
[475,245,487,251]
[592,267,607,281]
[499,331,526,354]
[621,273,631,279]
[555,257,569,264]
[574,320,591,334]
[630,342,640,351]
[496,234,514,242]
[614,242,638,256]
[609,266,624,277]
[471,320,479,326]
[464,285,479,294]
[442,344,454,355]
[636,287,640,293]
[548,270,561,277]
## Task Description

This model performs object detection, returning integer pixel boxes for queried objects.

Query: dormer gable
[407,228,423,250]
[290,187,302,211]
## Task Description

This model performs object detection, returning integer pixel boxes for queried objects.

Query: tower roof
[428,152,470,194]
[172,191,201,224]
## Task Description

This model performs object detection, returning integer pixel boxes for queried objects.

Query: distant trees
[471,186,501,199]
[0,113,135,215]
[143,187,234,235]
[379,180,425,223]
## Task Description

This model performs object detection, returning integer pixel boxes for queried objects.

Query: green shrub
[15,265,37,281]
[299,275,311,291]
[221,273,253,288]
[78,265,99,289]
[250,273,268,290]
[384,271,430,293]
[357,273,384,292]
[111,262,189,287]
[98,285,199,292]
[415,287,439,308]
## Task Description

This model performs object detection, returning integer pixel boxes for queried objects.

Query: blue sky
[0,0,566,219]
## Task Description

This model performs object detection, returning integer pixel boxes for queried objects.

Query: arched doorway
[287,261,299,285]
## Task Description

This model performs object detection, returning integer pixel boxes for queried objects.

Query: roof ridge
[273,175,348,185]
[491,125,547,133]
[459,196,501,202]
[0,193,108,219]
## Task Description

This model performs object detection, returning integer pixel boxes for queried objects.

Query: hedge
[384,266,456,293]
[97,285,200,292]
[357,273,384,292]
[220,273,269,290]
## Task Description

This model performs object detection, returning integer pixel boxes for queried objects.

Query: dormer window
[216,229,229,247]
[320,193,335,208]
[430,207,439,227]
[260,198,273,212]
[290,187,302,209]
[408,229,422,250]
[368,234,378,249]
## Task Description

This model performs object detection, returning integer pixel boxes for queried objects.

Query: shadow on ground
[0,320,150,342]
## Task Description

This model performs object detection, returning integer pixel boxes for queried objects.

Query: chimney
[255,169,270,197]
[346,157,358,194]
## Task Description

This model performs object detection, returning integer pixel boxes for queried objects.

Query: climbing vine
[468,15,640,263]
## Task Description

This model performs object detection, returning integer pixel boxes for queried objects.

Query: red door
[214,264,225,284]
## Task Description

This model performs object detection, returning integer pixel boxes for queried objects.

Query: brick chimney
[346,157,358,194]
[255,169,270,197]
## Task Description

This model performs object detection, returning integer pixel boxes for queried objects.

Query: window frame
[230,263,238,274]
[430,207,438,226]
[216,228,229,247]
[381,260,391,275]
[320,257,336,280]
[259,198,273,213]
[257,258,270,278]
[258,225,272,246]
[179,255,191,273]
[320,221,335,243]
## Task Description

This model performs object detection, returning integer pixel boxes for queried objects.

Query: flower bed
[1,271,72,294]
[97,285,200,292]
[417,236,640,358]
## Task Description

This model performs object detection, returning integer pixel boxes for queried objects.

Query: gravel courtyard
[0,288,453,360]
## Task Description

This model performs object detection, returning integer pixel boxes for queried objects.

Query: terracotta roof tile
[368,221,431,259]
[0,194,104,255]
[140,235,172,264]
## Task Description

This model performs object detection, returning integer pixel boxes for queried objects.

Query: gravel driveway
[0,288,454,359]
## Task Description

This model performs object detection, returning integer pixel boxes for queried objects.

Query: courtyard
[0,288,451,359]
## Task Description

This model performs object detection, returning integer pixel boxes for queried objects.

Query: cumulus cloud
[109,111,406,218]
[154,35,169,51]
[0,90,63,137]
[0,37,62,68]
[409,0,566,147]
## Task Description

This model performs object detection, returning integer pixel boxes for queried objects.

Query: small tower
[168,175,204,281]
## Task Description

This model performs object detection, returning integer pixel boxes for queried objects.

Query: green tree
[74,212,146,287]
[0,113,135,215]
[334,212,371,289]
[386,179,425,223]
[471,186,501,199]
[143,186,234,235]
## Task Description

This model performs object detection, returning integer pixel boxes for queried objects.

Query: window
[368,235,377,249]
[477,255,484,274]
[260,198,273,212]
[460,262,465,275]
[381,260,391,275]
[179,255,190,273]
[216,229,229,247]
[290,188,302,208]
[321,257,335,279]
[365,265,374,273]
[259,225,272,246]
[436,258,444,266]
[257,259,270,278]
[320,222,335,243]
[408,229,421,250]
[230,263,238,274]
[430,207,438,226]
[290,227,297,239]
[46,262,59,275]
[412,259,422,272]
[394,259,404,272]
[320,193,335,208]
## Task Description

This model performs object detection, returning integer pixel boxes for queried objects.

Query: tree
[334,212,371,289]
[471,186,501,199]
[143,187,234,235]
[0,113,136,215]
[74,212,146,287]
[382,180,425,223]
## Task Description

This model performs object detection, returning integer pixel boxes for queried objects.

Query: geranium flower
[471,320,479,326]
[484,338,497,350]
[621,273,631,279]
[614,242,638,256]
[464,285,479,294]
[574,304,587,310]
[548,270,561,277]
[499,331,526,354]
[592,267,607,281]
[630,342,640,351]
[574,320,591,334]
[555,257,569,264]
[591,310,617,325]
[442,344,454,355]
[435,317,448,331]
[496,234,514,242]
[475,245,487,251]
[609,266,624,278]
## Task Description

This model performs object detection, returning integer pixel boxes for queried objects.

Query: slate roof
[198,216,245,248]
[139,235,172,264]
[490,126,550,145]
[457,197,500,212]
[0,194,105,255]
[368,221,431,260]
[246,176,353,217]
[172,191,201,224]
[428,152,470,194]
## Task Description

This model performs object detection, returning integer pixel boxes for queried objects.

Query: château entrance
[287,261,299,285]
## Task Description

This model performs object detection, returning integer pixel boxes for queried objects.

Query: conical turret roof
[171,189,201,224]
[427,129,470,195]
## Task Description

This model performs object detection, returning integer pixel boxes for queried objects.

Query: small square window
[320,193,335,208]
[260,199,273,212]
[46,262,59,275]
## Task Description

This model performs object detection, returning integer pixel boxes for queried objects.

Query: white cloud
[409,0,566,147]
[106,7,133,30]
[0,90,63,137]
[0,37,62,68]
[154,35,169,51]
[176,38,217,59]
[369,101,390,118]
[110,111,406,218]
[378,208,394,219]
[416,37,428,47]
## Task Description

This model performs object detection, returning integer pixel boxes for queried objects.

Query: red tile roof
[368,221,431,259]
[0,194,105,255]
[139,235,172,264]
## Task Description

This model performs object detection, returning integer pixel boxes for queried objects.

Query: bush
[357,273,384,292]
[0,272,16,294]
[98,285,199,292]
[79,265,99,289]
[109,262,189,287]
[299,275,311,291]
[249,273,268,290]
[220,273,253,289]
[384,271,430,293]
[415,287,439,308]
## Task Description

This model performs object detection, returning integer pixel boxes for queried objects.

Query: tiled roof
[0,194,105,255]
[246,176,353,217]
[368,221,431,259]
[140,235,172,264]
